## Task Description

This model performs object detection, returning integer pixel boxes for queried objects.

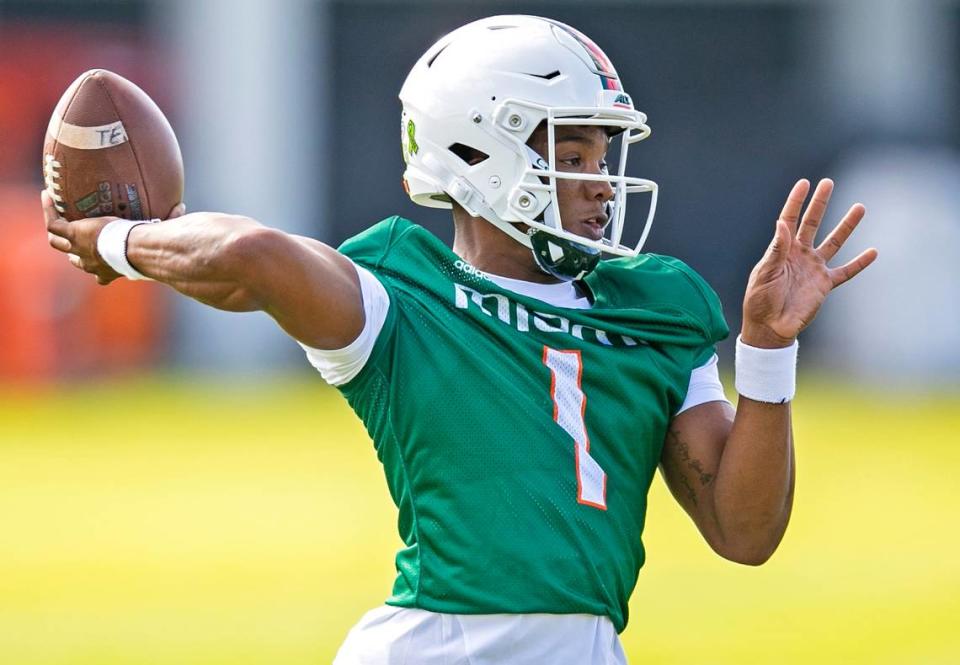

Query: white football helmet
[399,15,658,280]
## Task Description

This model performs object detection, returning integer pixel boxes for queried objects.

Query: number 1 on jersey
[543,347,607,510]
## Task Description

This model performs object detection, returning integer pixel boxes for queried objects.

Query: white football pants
[333,605,628,665]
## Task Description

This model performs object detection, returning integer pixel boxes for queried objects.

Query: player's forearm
[125,212,266,311]
[711,400,795,564]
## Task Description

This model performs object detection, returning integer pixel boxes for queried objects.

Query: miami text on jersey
[454,283,644,348]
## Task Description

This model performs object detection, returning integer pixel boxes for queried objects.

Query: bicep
[298,263,391,385]
[242,230,366,349]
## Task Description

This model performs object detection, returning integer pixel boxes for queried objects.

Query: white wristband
[97,219,159,281]
[734,335,798,403]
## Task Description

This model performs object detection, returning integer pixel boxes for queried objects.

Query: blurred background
[1,0,958,663]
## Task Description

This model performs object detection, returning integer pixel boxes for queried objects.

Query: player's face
[527,125,615,242]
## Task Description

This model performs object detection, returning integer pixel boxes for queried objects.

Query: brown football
[43,69,183,221]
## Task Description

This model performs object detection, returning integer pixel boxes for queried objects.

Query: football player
[43,15,876,664]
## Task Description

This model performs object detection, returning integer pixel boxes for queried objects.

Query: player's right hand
[42,191,185,285]
[43,189,122,285]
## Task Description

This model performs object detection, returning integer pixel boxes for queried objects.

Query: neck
[451,205,560,284]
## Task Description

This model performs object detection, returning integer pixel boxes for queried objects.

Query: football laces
[43,154,66,214]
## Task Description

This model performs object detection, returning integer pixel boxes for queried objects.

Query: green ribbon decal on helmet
[406,119,419,158]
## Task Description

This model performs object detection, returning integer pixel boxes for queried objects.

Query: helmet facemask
[484,99,658,279]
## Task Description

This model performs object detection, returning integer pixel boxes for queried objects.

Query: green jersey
[335,217,728,632]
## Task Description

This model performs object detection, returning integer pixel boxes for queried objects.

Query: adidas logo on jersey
[454,259,491,280]
[453,283,644,348]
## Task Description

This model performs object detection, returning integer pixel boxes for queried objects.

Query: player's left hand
[740,178,878,348]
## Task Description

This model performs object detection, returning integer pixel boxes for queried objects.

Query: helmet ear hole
[448,143,489,166]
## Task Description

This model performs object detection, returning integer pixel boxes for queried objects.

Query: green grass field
[1,375,958,664]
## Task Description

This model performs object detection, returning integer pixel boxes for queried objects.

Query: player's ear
[166,202,187,219]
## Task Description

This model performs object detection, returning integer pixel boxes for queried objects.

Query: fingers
[754,219,792,280]
[42,189,78,256]
[778,179,810,232]
[40,189,58,226]
[47,232,71,253]
[66,251,110,281]
[830,247,878,289]
[41,190,120,285]
[796,178,834,246]
[41,190,73,240]
[817,202,866,261]
[167,201,187,219]
[767,219,791,266]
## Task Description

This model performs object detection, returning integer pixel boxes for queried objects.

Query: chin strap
[528,229,601,281]
[471,214,602,282]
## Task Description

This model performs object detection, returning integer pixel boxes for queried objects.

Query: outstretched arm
[42,191,364,350]
[659,178,877,565]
